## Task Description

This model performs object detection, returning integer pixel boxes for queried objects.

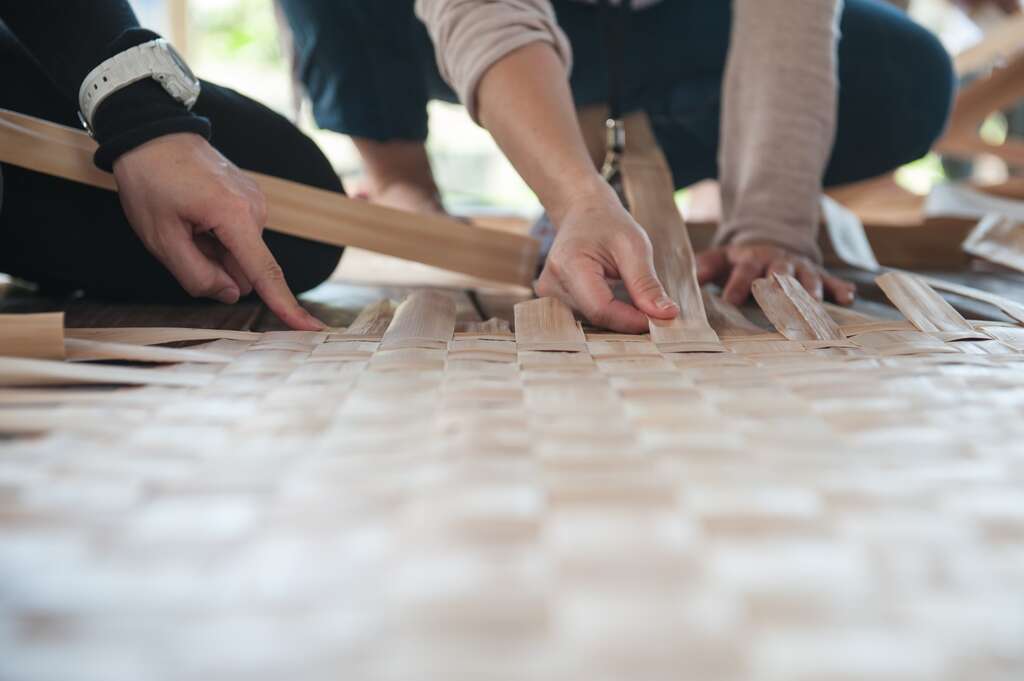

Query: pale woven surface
[2,290,1024,681]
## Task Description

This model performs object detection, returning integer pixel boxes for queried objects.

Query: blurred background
[129,0,1013,220]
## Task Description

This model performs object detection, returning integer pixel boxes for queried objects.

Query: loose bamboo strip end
[0,312,65,360]
[876,271,990,341]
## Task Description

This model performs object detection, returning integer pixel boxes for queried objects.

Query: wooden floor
[2,253,1024,681]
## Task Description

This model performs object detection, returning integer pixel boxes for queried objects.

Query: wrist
[112,132,207,174]
[544,172,619,226]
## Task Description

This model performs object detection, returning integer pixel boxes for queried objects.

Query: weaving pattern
[2,283,1024,680]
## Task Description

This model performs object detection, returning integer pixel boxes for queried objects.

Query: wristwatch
[78,38,201,136]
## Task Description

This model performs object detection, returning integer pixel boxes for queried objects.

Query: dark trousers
[0,28,343,301]
[282,0,955,188]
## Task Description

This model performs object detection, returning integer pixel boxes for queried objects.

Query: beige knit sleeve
[414,0,573,122]
[715,0,843,263]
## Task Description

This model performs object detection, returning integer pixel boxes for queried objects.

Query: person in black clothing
[0,2,341,330]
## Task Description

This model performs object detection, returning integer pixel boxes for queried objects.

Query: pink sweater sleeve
[715,0,843,262]
[414,0,573,122]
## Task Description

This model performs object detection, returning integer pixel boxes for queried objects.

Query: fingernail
[215,287,240,304]
[655,295,678,311]
[306,312,327,330]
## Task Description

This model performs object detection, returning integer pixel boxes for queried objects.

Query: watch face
[164,42,197,84]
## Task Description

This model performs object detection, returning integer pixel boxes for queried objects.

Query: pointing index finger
[213,221,325,331]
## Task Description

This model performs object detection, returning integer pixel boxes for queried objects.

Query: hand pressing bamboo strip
[0,109,539,286]
[751,274,854,348]
[513,297,587,352]
[0,313,65,360]
[619,114,723,353]
[380,291,457,350]
[876,272,990,341]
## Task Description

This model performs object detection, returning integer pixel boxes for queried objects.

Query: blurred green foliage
[192,0,283,66]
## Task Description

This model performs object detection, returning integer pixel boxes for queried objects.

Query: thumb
[617,252,678,320]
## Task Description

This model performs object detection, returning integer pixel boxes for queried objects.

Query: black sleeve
[0,1,211,170]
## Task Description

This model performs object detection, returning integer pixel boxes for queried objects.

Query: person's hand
[113,133,324,331]
[696,242,856,306]
[536,184,680,333]
[955,0,1020,13]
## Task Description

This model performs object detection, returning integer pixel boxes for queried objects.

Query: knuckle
[631,275,663,295]
[260,259,286,284]
[613,230,651,256]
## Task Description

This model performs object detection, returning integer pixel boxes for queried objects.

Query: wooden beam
[0,109,539,287]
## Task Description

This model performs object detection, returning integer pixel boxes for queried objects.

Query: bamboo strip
[455,318,514,340]
[751,274,852,346]
[702,290,766,338]
[849,330,960,356]
[65,327,262,344]
[876,272,990,341]
[328,299,396,342]
[447,339,517,363]
[64,338,233,363]
[0,406,151,434]
[380,291,457,350]
[620,114,722,353]
[979,324,1024,351]
[0,109,539,286]
[0,312,65,360]
[513,298,587,352]
[0,387,152,405]
[962,215,1024,274]
[0,357,211,387]
[916,274,1024,325]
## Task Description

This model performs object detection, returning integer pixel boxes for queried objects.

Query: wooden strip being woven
[2,287,1024,680]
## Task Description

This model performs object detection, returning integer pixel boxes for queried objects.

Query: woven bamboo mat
[2,277,1024,680]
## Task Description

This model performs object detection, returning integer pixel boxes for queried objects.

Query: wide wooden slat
[876,272,990,341]
[0,313,65,360]
[0,109,539,286]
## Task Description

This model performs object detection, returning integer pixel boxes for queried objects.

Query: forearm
[717,0,843,262]
[477,42,611,221]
